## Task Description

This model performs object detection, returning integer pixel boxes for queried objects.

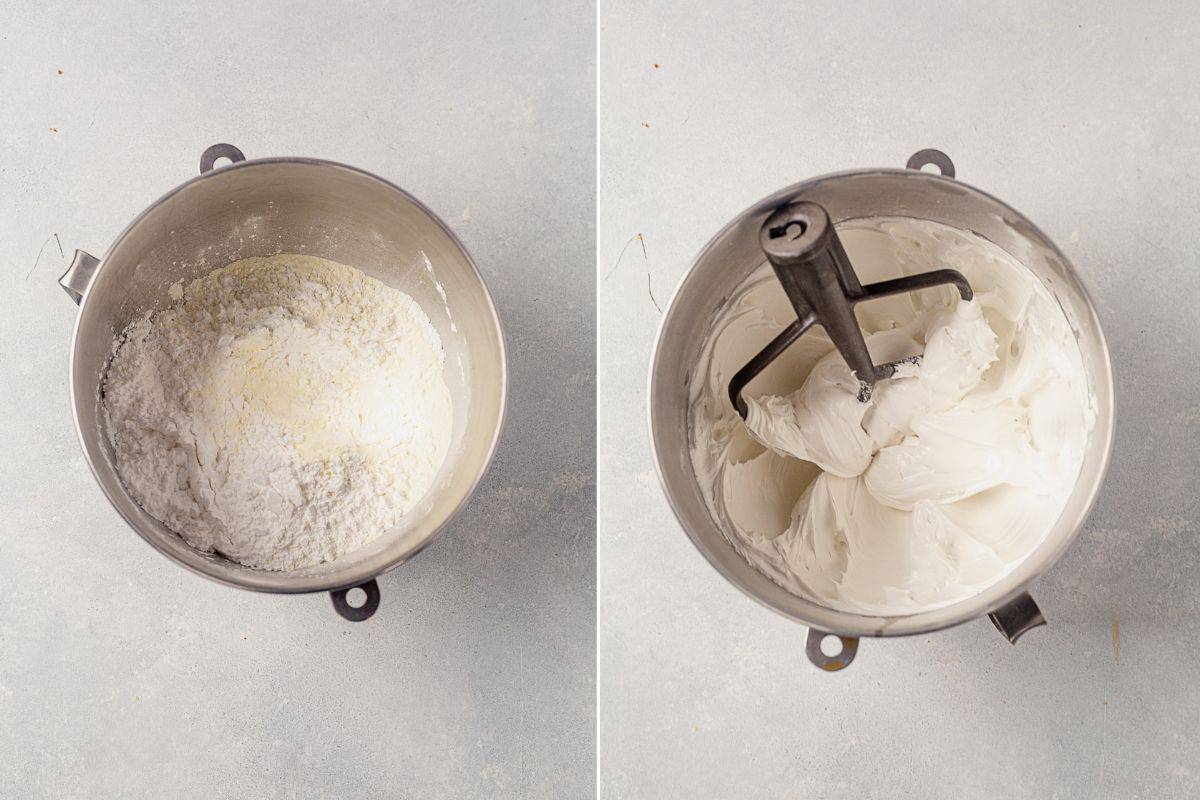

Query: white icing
[688,217,1094,615]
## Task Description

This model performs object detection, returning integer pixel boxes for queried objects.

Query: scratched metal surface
[0,2,595,797]
[598,2,1200,797]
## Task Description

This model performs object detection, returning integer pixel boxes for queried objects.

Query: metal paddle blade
[728,201,972,418]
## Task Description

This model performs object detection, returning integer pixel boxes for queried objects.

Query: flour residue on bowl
[687,218,1095,615]
[102,254,453,571]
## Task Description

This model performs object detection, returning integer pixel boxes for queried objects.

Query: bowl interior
[650,169,1115,636]
[71,159,505,592]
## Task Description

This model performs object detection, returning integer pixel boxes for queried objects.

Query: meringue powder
[102,254,452,571]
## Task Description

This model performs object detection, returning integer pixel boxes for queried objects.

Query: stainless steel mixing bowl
[648,150,1115,669]
[59,143,507,620]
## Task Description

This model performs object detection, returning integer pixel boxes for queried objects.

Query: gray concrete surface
[599,2,1200,798]
[0,2,594,798]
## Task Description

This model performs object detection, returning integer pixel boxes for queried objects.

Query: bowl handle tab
[330,579,381,622]
[989,592,1046,643]
[905,148,955,179]
[199,143,246,174]
[805,629,859,671]
[58,249,101,305]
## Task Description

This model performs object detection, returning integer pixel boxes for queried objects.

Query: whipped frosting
[688,217,1094,615]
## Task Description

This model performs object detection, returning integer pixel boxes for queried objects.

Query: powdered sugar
[102,254,453,571]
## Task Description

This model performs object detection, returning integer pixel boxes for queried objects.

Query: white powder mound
[102,254,453,571]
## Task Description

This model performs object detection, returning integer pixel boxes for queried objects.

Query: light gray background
[600,2,1199,798]
[0,2,594,798]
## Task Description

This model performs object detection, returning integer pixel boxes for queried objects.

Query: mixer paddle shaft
[729,201,972,418]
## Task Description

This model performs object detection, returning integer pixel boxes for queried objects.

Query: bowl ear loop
[199,142,246,174]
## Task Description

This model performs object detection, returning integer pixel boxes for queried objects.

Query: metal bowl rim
[647,165,1116,637]
[68,155,510,594]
